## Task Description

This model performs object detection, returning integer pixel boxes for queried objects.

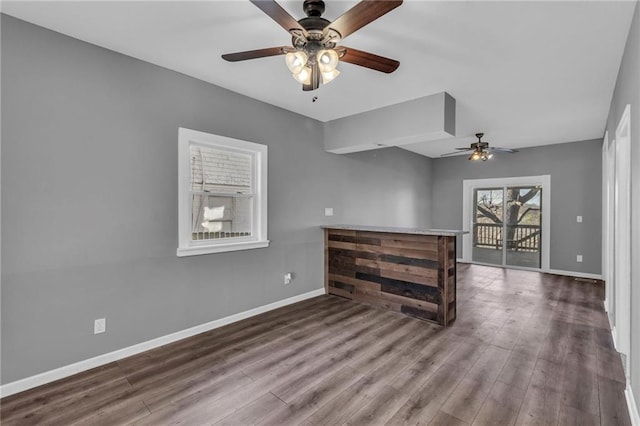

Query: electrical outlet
[284,272,293,285]
[94,318,106,334]
[577,215,583,223]
[324,207,334,217]
[576,255,583,263]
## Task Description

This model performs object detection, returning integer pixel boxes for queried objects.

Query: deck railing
[473,223,540,252]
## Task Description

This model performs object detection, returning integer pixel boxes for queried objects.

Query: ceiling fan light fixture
[285,51,308,74]
[222,0,402,91]
[292,65,313,84]
[317,49,339,73]
[442,132,515,160]
[321,68,340,84]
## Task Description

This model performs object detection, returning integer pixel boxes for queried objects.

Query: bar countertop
[322,224,468,237]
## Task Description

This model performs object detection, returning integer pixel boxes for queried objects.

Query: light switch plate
[577,216,583,223]
[324,208,334,217]
[94,318,106,334]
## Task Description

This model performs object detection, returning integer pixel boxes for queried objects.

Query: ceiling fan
[441,133,518,161]
[221,0,402,91]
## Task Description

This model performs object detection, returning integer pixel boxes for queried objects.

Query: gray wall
[430,140,603,274]
[605,0,640,413]
[0,15,433,384]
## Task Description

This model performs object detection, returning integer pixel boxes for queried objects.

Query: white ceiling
[2,0,635,157]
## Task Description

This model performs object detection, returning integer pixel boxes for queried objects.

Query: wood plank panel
[328,285,439,322]
[325,228,456,326]
[380,268,438,287]
[381,239,440,251]
[327,273,382,291]
[355,257,439,278]
[326,229,356,237]
[359,231,438,243]
[356,243,438,261]
[327,240,357,250]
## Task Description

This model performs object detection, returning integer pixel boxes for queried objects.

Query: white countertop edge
[322,225,468,236]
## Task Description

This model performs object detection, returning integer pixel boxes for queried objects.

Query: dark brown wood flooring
[1,264,631,425]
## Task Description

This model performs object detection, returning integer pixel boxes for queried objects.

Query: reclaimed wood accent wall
[324,228,456,326]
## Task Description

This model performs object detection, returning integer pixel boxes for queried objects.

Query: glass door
[471,185,542,269]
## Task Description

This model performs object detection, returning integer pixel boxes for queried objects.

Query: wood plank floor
[1,264,631,425]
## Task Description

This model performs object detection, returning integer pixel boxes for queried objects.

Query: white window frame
[177,128,269,257]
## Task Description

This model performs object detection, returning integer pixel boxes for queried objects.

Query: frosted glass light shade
[321,68,340,84]
[293,66,312,84]
[285,51,308,74]
[317,49,339,73]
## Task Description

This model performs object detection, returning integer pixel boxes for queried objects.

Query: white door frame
[603,132,616,321]
[462,175,551,271]
[613,104,631,379]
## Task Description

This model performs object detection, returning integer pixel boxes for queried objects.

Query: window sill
[176,240,270,257]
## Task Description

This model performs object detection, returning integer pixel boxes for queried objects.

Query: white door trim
[462,175,551,271]
[602,131,614,315]
[613,104,631,378]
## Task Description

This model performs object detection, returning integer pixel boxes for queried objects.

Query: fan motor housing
[293,0,339,49]
[300,0,329,32]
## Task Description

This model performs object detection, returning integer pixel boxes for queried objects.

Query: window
[177,128,268,256]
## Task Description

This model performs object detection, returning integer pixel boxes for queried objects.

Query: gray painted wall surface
[430,140,603,274]
[605,0,640,412]
[0,15,433,384]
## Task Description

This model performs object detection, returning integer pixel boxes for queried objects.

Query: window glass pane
[189,143,253,241]
[472,188,504,266]
[505,186,542,268]
[189,144,252,194]
[191,194,253,240]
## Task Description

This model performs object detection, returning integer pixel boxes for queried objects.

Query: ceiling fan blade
[338,46,399,73]
[441,150,472,157]
[325,0,403,40]
[222,46,290,62]
[250,0,308,39]
[489,147,519,153]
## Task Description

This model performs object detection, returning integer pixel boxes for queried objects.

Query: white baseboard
[455,260,602,281]
[625,384,640,426]
[0,288,325,398]
[545,268,603,281]
[611,326,619,351]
